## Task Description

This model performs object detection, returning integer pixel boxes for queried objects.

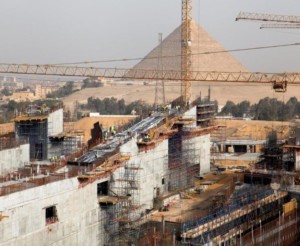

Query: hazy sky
[0,0,300,72]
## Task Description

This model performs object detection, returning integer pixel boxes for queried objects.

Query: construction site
[1,1,300,246]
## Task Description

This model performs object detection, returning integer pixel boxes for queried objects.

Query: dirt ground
[215,119,291,140]
[64,116,138,142]
[151,173,236,223]
[0,123,14,133]
[63,81,299,113]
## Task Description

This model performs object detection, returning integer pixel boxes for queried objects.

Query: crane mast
[181,0,193,106]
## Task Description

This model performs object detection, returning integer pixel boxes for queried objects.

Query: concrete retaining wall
[0,177,104,246]
[0,144,30,176]
[48,109,63,136]
[0,119,211,245]
[194,134,210,175]
[118,137,168,210]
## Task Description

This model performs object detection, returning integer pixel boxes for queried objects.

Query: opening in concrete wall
[233,145,247,153]
[45,205,58,225]
[97,181,109,196]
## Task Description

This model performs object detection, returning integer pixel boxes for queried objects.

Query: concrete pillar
[220,144,224,153]
[247,145,250,153]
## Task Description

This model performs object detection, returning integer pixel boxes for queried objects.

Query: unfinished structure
[14,105,63,160]
[0,131,29,176]
[3,100,299,245]
[0,100,217,246]
[1,8,300,245]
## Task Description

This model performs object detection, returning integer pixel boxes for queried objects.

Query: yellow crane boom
[236,12,300,24]
[260,23,300,29]
[1,63,300,91]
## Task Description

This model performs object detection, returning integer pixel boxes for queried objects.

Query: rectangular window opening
[97,181,109,196]
[45,205,58,225]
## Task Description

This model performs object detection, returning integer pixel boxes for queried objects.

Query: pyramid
[132,20,248,72]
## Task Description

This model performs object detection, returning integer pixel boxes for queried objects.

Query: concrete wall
[0,144,30,176]
[117,132,210,209]
[0,116,211,245]
[193,134,210,175]
[295,150,300,171]
[0,177,104,246]
[182,106,211,174]
[182,106,197,127]
[118,137,168,210]
[48,109,63,136]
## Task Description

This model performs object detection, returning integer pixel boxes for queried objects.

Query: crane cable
[44,42,300,66]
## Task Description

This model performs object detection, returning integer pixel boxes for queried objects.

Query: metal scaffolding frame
[15,118,48,160]
[166,124,198,192]
[103,161,142,245]
[181,185,288,245]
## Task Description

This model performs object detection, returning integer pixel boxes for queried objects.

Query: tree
[235,101,250,117]
[220,97,300,121]
[79,97,154,117]
[284,97,298,120]
[1,87,12,96]
[220,101,237,116]
[47,82,74,98]
[81,78,103,89]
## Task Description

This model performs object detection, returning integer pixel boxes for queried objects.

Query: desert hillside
[63,81,297,111]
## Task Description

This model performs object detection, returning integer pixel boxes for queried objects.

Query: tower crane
[181,0,193,105]
[1,3,300,96]
[236,12,300,29]
[1,63,300,92]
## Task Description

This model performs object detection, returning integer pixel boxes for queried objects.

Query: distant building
[3,76,17,83]
[4,90,36,102]
[35,84,56,99]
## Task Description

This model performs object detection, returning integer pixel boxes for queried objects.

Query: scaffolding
[181,185,288,245]
[257,130,284,171]
[196,102,216,128]
[166,122,198,192]
[252,130,296,189]
[15,117,48,160]
[239,206,300,245]
[49,131,84,160]
[102,161,142,245]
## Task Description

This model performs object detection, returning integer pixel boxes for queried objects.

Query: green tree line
[47,82,75,99]
[219,97,300,121]
[80,97,154,117]
[81,78,103,89]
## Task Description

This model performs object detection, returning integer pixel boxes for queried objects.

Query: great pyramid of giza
[132,20,248,72]
[64,21,255,110]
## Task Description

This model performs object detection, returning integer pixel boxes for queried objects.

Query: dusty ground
[64,116,138,142]
[151,173,236,223]
[212,119,292,167]
[0,123,14,133]
[214,119,291,140]
[63,82,299,113]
